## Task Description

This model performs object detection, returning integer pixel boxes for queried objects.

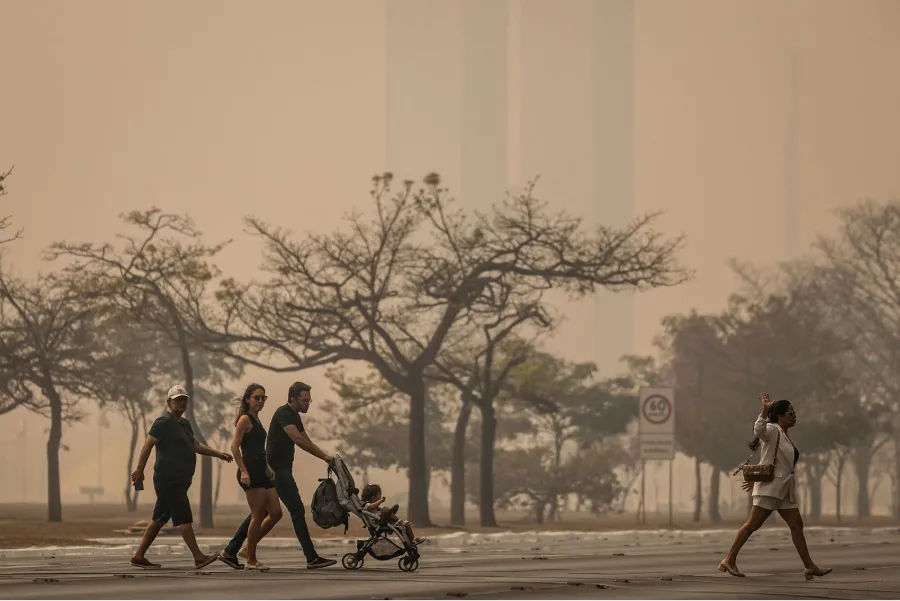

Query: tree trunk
[533,499,546,524]
[46,388,64,522]
[199,456,213,525]
[214,457,223,511]
[895,437,900,519]
[707,469,721,523]
[854,445,872,519]
[407,383,432,526]
[125,420,139,512]
[172,317,213,528]
[835,468,843,522]
[799,468,809,516]
[547,499,559,523]
[809,475,822,520]
[450,399,473,527]
[692,457,703,522]
[479,402,498,527]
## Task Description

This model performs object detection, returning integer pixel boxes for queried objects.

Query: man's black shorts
[152,477,193,526]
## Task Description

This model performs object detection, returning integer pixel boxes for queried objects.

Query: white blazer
[751,414,798,500]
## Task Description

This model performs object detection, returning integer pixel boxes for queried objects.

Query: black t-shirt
[266,404,304,469]
[149,412,197,484]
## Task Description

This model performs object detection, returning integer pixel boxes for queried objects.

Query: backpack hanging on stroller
[316,454,421,572]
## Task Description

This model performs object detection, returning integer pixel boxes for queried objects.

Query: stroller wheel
[342,553,364,570]
[398,556,419,572]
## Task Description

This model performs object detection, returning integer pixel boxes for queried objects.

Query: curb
[1,525,895,560]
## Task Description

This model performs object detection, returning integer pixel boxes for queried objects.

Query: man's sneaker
[218,553,243,570]
[307,556,337,569]
[130,557,161,569]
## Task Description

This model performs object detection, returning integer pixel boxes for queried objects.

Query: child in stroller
[360,484,426,547]
[328,456,422,572]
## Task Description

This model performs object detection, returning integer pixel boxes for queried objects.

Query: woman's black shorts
[237,465,274,491]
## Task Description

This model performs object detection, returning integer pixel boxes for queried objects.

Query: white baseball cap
[167,385,190,400]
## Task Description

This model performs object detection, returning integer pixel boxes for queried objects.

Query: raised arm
[753,392,775,441]
[282,424,332,462]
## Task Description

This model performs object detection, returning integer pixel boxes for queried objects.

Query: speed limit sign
[642,394,672,425]
[639,387,675,461]
[638,387,675,436]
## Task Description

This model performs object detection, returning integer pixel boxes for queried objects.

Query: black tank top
[240,414,267,472]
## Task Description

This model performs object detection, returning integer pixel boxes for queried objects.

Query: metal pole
[21,416,26,503]
[668,459,674,526]
[98,415,102,487]
[641,459,646,525]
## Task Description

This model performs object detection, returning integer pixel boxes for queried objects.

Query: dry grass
[0,503,896,549]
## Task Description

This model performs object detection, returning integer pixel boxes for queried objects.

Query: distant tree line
[0,171,687,525]
[5,164,894,527]
[640,199,900,522]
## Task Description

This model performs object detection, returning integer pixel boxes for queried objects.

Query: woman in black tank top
[237,414,268,489]
[230,384,282,571]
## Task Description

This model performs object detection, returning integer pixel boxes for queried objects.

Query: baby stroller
[328,455,421,572]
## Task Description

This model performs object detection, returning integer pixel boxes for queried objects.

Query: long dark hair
[234,383,265,426]
[748,399,792,452]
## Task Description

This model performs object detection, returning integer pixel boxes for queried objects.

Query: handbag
[733,430,780,483]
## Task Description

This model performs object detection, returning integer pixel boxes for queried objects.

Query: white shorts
[752,495,798,511]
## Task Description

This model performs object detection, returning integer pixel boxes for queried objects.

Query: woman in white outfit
[718,393,831,580]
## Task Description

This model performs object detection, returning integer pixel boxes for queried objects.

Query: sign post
[638,387,675,525]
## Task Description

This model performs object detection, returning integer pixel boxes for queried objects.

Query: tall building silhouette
[783,48,800,259]
[385,0,507,206]
[387,0,634,375]
[514,0,635,374]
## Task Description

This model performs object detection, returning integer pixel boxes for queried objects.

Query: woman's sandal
[244,561,270,572]
[718,559,745,577]
[194,554,219,570]
[804,567,832,580]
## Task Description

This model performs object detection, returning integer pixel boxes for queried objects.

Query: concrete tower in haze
[514,0,635,375]
[385,0,507,209]
[783,48,800,259]
[385,0,509,524]
[387,0,635,376]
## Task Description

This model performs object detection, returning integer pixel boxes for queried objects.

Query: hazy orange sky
[2,0,899,514]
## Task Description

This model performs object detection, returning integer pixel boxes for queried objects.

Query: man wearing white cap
[129,384,234,569]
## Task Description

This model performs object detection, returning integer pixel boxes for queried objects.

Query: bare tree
[0,262,102,522]
[0,166,22,245]
[825,448,851,522]
[319,365,458,499]
[46,208,232,527]
[871,440,899,517]
[203,173,688,525]
[426,280,551,527]
[508,352,638,523]
[88,315,167,512]
[816,199,900,518]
